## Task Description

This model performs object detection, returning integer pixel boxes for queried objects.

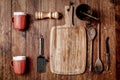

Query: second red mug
[12,12,26,30]
[11,56,26,74]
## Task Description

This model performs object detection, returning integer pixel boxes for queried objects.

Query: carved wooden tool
[35,12,60,19]
[80,11,99,21]
[50,5,86,75]
[94,23,104,73]
[87,27,96,72]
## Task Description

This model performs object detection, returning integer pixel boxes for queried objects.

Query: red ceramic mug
[12,12,26,30]
[11,56,26,74]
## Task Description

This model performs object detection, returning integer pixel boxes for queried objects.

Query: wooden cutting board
[50,6,86,75]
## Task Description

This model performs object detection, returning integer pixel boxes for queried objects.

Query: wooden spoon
[94,23,104,73]
[87,27,96,72]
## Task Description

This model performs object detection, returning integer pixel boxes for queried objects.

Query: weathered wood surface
[50,6,86,75]
[115,0,120,80]
[12,0,27,80]
[0,0,12,80]
[0,0,116,80]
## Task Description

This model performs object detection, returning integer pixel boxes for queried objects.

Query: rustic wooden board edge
[50,26,87,75]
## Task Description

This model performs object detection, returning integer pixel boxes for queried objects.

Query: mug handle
[12,17,14,23]
[10,60,13,68]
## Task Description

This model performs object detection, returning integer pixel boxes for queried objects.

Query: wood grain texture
[12,0,26,56]
[50,6,86,75]
[26,0,39,80]
[48,0,56,80]
[99,0,116,80]
[0,0,117,80]
[0,0,12,80]
[12,0,26,80]
[50,25,86,74]
[115,0,120,80]
[40,0,50,80]
[34,0,42,79]
[55,0,69,79]
[116,30,120,80]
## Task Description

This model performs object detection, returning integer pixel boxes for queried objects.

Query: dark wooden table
[0,0,118,80]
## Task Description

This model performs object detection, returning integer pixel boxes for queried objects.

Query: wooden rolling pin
[35,12,60,19]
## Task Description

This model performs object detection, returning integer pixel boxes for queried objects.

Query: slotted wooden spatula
[50,5,87,75]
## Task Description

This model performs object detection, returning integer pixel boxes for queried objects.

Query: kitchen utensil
[35,12,60,19]
[50,5,86,75]
[37,37,46,72]
[106,37,110,71]
[94,23,104,73]
[87,27,96,72]
[80,11,99,21]
[76,4,99,21]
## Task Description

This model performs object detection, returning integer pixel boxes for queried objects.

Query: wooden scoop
[87,27,96,72]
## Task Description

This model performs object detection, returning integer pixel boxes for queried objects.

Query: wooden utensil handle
[80,11,99,21]
[65,6,73,25]
[35,12,59,19]
[89,41,93,72]
[97,23,100,59]
[39,37,44,55]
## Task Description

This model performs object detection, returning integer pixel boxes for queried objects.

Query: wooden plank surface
[0,0,12,80]
[12,0,26,80]
[115,0,120,80]
[55,0,69,80]
[99,0,116,80]
[34,0,41,80]
[26,0,39,80]
[0,0,117,80]
[48,0,56,80]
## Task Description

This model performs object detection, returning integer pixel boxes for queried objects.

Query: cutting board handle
[65,6,74,26]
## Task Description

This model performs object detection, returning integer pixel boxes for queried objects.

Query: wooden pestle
[35,12,60,19]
